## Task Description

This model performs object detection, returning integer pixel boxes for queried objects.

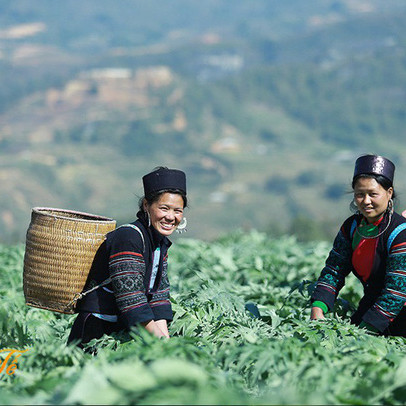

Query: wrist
[312,301,328,314]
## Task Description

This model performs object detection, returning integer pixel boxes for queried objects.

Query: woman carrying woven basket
[68,167,187,345]
[310,154,406,337]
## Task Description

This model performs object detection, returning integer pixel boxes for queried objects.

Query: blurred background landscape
[1,0,406,243]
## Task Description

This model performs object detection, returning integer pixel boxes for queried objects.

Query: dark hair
[352,174,396,199]
[138,188,188,215]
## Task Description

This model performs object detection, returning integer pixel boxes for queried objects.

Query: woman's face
[144,192,184,236]
[353,177,393,223]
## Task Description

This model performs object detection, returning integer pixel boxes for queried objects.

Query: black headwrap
[142,167,187,198]
[353,155,395,183]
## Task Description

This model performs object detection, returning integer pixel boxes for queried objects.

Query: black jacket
[76,217,173,328]
[312,211,406,336]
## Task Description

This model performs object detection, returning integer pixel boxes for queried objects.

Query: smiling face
[353,177,393,224]
[144,192,184,236]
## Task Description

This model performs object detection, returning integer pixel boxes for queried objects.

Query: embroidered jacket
[77,217,173,328]
[311,211,406,334]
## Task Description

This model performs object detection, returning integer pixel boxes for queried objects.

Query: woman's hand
[141,320,169,338]
[155,319,170,338]
[310,306,326,320]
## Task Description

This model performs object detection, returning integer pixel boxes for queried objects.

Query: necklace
[355,211,392,240]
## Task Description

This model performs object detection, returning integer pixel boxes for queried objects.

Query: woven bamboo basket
[23,207,116,314]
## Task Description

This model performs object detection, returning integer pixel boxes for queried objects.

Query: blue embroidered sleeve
[311,227,353,310]
[363,233,406,332]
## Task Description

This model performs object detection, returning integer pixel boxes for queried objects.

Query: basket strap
[116,223,145,252]
[68,277,113,306]
[66,223,145,311]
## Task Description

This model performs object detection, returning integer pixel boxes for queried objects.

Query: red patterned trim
[110,251,143,259]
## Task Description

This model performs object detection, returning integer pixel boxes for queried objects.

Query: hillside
[1,1,406,242]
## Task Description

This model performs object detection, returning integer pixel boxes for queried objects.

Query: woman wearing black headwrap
[68,167,187,346]
[311,155,406,337]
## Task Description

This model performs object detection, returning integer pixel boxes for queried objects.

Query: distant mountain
[1,0,406,242]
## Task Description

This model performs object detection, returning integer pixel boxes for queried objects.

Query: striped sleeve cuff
[120,304,155,329]
[151,302,173,322]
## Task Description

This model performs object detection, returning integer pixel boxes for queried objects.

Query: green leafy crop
[1,232,405,405]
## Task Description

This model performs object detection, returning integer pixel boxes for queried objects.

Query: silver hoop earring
[349,199,360,214]
[176,217,187,234]
[388,199,394,215]
[145,211,151,227]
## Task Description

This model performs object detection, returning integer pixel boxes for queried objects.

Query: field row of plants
[1,231,406,404]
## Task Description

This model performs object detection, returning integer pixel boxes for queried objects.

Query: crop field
[1,231,406,405]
